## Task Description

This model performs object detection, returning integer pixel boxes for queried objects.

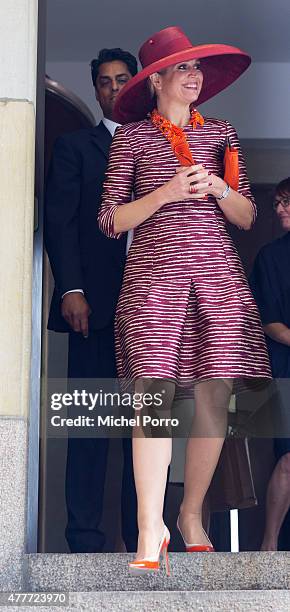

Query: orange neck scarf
[150,107,239,190]
[150,108,204,166]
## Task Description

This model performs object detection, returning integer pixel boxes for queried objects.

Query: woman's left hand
[175,166,227,198]
[176,166,253,229]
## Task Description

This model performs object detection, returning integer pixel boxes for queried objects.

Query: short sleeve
[225,121,257,226]
[249,248,283,325]
[98,126,135,239]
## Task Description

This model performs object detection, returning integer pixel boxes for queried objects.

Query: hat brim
[113,44,251,124]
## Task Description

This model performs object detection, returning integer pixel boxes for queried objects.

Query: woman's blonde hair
[147,69,167,98]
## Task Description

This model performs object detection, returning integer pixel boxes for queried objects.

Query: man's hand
[61,292,92,337]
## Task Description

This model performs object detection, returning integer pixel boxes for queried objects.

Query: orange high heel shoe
[128,525,170,576]
[177,515,215,552]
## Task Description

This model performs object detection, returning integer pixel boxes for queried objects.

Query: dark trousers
[65,324,138,552]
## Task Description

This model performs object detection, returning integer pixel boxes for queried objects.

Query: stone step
[6,590,290,612]
[25,552,290,592]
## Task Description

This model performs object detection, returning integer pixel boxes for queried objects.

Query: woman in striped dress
[98,27,271,572]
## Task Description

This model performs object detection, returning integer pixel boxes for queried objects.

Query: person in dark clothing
[250,176,290,550]
[44,48,139,552]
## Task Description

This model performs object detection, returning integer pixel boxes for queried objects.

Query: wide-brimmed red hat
[113,26,251,124]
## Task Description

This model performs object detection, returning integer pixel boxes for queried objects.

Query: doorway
[33,0,290,552]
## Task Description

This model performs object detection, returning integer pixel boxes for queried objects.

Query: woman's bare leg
[179,378,233,545]
[132,378,175,559]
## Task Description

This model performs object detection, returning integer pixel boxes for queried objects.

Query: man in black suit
[44,48,138,553]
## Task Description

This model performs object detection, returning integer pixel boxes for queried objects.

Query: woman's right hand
[162,164,210,203]
[107,163,211,236]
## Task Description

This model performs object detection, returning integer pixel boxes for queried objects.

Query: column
[0,0,38,589]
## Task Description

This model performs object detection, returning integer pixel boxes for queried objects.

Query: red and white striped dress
[98,116,271,387]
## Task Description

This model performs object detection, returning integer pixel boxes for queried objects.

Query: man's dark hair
[90,48,138,86]
[275,177,290,197]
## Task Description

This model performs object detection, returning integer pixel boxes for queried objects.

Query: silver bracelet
[216,183,231,200]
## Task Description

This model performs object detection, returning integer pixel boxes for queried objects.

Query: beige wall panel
[0,100,35,417]
[0,0,38,104]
